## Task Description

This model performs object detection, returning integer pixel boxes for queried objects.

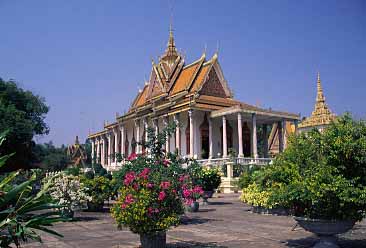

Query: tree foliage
[0,78,49,170]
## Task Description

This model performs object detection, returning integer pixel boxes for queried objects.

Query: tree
[32,142,70,171]
[0,78,49,171]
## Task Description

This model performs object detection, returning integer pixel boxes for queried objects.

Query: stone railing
[196,157,273,193]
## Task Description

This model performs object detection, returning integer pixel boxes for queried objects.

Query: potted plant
[81,175,111,212]
[182,183,204,212]
[199,167,221,203]
[254,114,366,247]
[111,125,198,248]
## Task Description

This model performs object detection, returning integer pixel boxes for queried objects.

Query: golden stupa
[299,73,336,130]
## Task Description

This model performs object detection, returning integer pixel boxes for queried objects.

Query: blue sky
[0,0,365,146]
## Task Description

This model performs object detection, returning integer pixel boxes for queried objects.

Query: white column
[237,113,244,158]
[144,119,149,142]
[263,124,269,158]
[114,129,118,163]
[222,116,227,158]
[164,116,170,154]
[278,121,284,153]
[135,120,140,154]
[96,138,100,164]
[101,137,105,166]
[91,138,95,162]
[251,113,258,158]
[153,119,158,136]
[107,133,112,166]
[174,114,180,155]
[189,110,194,158]
[120,125,125,158]
[209,117,213,159]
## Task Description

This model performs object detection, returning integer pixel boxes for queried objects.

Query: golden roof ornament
[160,23,180,67]
[299,72,336,128]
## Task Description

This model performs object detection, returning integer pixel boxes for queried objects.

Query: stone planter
[202,190,214,205]
[140,231,166,248]
[87,202,104,212]
[61,208,74,219]
[251,206,290,216]
[187,201,199,212]
[294,217,356,248]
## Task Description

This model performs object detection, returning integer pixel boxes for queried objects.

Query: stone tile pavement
[25,194,366,248]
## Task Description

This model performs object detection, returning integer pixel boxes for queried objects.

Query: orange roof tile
[190,64,210,92]
[134,85,149,107]
[170,62,200,95]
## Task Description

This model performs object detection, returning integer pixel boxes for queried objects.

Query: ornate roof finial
[316,71,325,102]
[75,135,79,145]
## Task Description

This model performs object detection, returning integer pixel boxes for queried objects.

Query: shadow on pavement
[285,236,366,248]
[206,202,233,206]
[167,241,228,247]
[180,216,219,225]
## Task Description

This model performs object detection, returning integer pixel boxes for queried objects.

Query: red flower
[133,183,139,191]
[183,189,192,198]
[163,159,170,167]
[146,182,154,189]
[160,181,171,190]
[158,191,166,201]
[139,168,150,180]
[124,172,136,186]
[125,194,135,204]
[127,152,137,161]
[121,203,127,209]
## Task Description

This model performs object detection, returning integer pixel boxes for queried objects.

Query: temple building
[298,73,336,132]
[67,136,88,167]
[88,27,300,171]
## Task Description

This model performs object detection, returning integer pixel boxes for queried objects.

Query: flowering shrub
[81,175,112,209]
[46,173,91,215]
[111,125,203,235]
[111,167,184,234]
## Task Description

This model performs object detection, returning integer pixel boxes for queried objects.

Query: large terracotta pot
[140,231,166,248]
[294,217,356,248]
[187,201,199,212]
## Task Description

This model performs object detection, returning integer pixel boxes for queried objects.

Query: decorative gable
[198,67,228,98]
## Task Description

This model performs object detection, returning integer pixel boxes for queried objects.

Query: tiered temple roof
[89,27,300,138]
[298,73,336,128]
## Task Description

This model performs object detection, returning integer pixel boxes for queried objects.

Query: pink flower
[158,191,166,201]
[193,186,204,195]
[133,183,139,191]
[124,172,136,186]
[172,189,177,194]
[146,182,154,189]
[125,194,135,204]
[183,189,192,198]
[160,181,171,190]
[163,159,170,167]
[179,175,189,182]
[185,198,194,206]
[139,168,150,180]
[127,152,137,161]
[121,203,127,209]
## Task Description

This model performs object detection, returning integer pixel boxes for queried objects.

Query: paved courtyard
[26,194,366,248]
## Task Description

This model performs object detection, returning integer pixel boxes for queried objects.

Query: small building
[67,136,87,167]
[298,73,336,132]
[88,27,300,172]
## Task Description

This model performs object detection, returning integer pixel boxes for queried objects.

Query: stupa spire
[316,72,325,102]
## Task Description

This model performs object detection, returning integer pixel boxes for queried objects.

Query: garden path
[25,194,366,248]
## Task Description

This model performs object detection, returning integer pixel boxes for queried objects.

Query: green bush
[240,113,366,221]
[81,175,112,208]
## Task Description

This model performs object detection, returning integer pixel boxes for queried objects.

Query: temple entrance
[200,114,209,159]
[242,122,251,156]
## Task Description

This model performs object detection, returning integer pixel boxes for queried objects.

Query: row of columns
[90,110,291,167]
[90,113,187,167]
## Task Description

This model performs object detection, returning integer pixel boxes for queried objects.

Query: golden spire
[316,72,325,102]
[298,72,336,129]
